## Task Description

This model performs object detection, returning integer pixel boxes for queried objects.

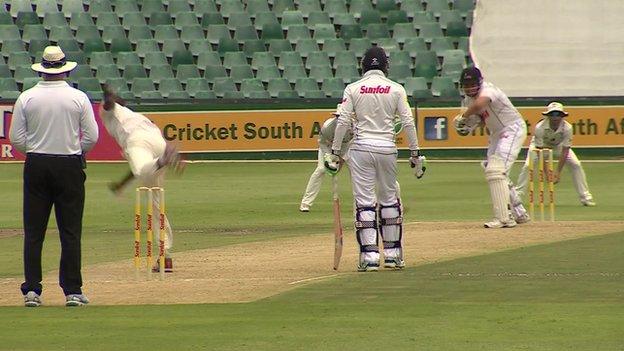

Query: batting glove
[409,150,427,179]
[323,151,341,175]
[453,114,471,136]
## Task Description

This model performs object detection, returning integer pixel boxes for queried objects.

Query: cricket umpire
[9,46,98,307]
[325,46,425,272]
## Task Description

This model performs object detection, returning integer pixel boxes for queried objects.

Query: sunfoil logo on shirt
[359,85,391,94]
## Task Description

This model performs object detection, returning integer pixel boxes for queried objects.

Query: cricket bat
[331,175,343,270]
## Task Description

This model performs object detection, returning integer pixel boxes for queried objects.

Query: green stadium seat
[246,0,270,17]
[277,51,302,70]
[413,62,437,83]
[239,77,264,97]
[324,0,348,17]
[255,64,280,83]
[9,52,33,70]
[142,0,166,14]
[293,38,317,58]
[348,38,371,58]
[339,24,362,42]
[426,0,452,17]
[430,37,454,52]
[437,86,461,99]
[365,23,390,41]
[454,0,476,16]
[282,63,306,83]
[279,10,303,30]
[154,24,180,43]
[334,64,359,83]
[194,90,217,99]
[143,52,168,70]
[175,64,201,84]
[376,38,400,53]
[441,62,463,82]
[247,90,270,98]
[137,90,162,99]
[64,50,86,64]
[411,11,436,30]
[123,64,147,80]
[307,11,331,26]
[253,11,279,31]
[197,51,223,70]
[349,0,373,18]
[35,0,60,17]
[166,90,190,99]
[75,25,100,44]
[250,51,275,71]
[131,77,156,95]
[95,64,121,83]
[301,90,323,98]
[42,12,66,30]
[322,38,346,58]
[167,0,192,17]
[416,50,439,69]
[76,77,101,94]
[386,10,409,27]
[219,0,245,18]
[322,77,345,97]
[203,64,228,81]
[360,9,382,27]
[22,77,43,90]
[83,38,106,53]
[211,77,237,97]
[96,12,122,31]
[376,0,397,14]
[438,10,462,29]
[297,0,321,17]
[148,12,173,29]
[1,40,26,58]
[404,77,429,97]
[229,64,254,83]
[268,39,292,56]
[70,64,94,80]
[305,51,329,70]
[121,12,147,30]
[89,51,115,66]
[222,51,247,69]
[308,64,333,83]
[261,23,284,41]
[234,25,259,43]
[446,20,469,37]
[403,37,427,58]
[14,66,37,84]
[286,24,310,44]
[2,90,22,98]
[332,13,356,26]
[101,25,126,44]
[411,86,433,100]
[162,39,187,57]
[0,78,19,94]
[115,1,139,13]
[388,63,412,84]
[22,25,48,43]
[332,51,356,69]
[179,25,205,43]
[0,25,21,41]
[89,0,113,16]
[110,37,133,56]
[16,12,40,30]
[189,39,213,57]
[222,90,244,98]
[272,0,295,16]
[201,12,224,28]
[312,23,335,44]
[0,13,11,25]
[185,78,212,97]
[418,22,444,43]
[217,37,240,56]
[116,52,142,69]
[128,25,153,43]
[440,49,467,68]
[207,24,231,44]
[227,12,253,31]
[135,39,160,57]
[194,0,218,13]
[456,36,470,52]
[28,39,50,58]
[69,13,94,31]
[8,0,32,18]
[61,0,85,17]
[170,49,194,69]
[392,23,416,44]
[390,50,413,68]
[294,77,318,96]
[277,90,298,98]
[242,39,266,58]
[174,12,199,30]
[266,78,291,97]
[400,1,424,18]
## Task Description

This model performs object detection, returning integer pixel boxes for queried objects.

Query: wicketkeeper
[101,85,183,272]
[454,66,530,228]
[516,102,595,206]
[325,46,425,272]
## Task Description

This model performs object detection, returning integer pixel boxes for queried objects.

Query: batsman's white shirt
[532,119,573,151]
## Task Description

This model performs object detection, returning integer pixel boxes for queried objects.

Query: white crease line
[288,274,339,285]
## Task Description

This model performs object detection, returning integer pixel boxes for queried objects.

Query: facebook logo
[424,117,448,140]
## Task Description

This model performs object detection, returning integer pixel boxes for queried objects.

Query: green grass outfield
[0,161,622,350]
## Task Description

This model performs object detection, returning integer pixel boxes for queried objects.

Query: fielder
[454,66,529,228]
[101,85,182,272]
[299,105,353,212]
[325,46,425,272]
[516,102,595,206]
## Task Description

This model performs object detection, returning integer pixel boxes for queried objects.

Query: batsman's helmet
[460,66,483,97]
[361,46,388,74]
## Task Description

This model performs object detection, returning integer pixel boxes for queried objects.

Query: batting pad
[355,206,379,262]
[508,182,529,220]
[486,158,512,221]
[379,203,402,260]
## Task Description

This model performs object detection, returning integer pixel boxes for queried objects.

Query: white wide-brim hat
[542,102,569,116]
[31,46,77,74]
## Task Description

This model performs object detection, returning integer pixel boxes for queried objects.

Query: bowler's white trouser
[346,147,400,262]
[516,147,593,203]
[126,130,174,256]
[300,148,327,207]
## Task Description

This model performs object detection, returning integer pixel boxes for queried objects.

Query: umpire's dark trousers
[20,153,86,296]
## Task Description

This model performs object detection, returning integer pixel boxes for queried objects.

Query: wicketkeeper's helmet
[362,46,389,74]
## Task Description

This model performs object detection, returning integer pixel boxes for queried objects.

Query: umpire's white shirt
[332,70,419,153]
[462,81,523,134]
[10,81,98,154]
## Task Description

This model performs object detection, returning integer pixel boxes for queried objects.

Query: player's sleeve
[534,121,544,148]
[331,87,353,152]
[396,86,419,150]
[561,122,573,147]
[79,94,99,152]
[8,96,27,153]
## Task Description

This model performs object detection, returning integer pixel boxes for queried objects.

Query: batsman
[100,85,183,272]
[325,46,425,272]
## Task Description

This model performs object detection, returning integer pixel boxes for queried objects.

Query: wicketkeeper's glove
[324,151,341,175]
[409,150,427,179]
